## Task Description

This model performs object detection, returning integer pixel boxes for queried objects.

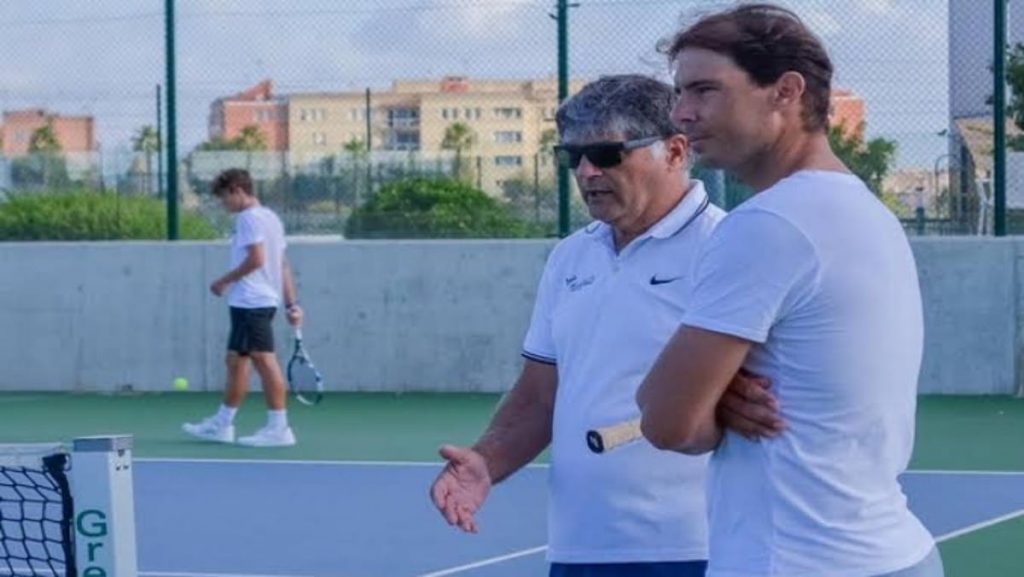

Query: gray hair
[556,74,680,143]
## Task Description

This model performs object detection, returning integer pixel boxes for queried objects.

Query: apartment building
[211,77,869,196]
[288,76,587,194]
[1,109,95,157]
[209,80,289,151]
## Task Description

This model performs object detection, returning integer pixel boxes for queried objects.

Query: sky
[0,0,952,170]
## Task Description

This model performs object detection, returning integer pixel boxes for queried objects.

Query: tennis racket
[287,328,324,406]
[586,418,642,454]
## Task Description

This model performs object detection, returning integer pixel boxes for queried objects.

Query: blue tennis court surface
[132,460,1024,577]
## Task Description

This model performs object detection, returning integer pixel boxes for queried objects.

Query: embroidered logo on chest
[564,274,596,292]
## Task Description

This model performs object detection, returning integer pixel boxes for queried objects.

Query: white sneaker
[237,425,296,447]
[182,417,235,444]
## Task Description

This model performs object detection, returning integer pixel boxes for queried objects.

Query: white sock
[268,409,288,429]
[215,404,238,426]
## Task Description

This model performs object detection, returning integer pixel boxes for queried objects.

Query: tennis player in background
[429,74,780,577]
[637,5,943,576]
[183,168,304,448]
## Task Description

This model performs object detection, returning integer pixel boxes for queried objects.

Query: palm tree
[28,122,64,188]
[235,125,268,151]
[344,137,369,207]
[539,128,558,158]
[441,122,476,182]
[235,125,268,174]
[132,125,160,194]
[29,122,61,154]
[535,128,559,221]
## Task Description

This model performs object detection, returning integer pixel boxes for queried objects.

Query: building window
[495,155,523,167]
[313,132,327,146]
[386,131,420,151]
[494,107,522,119]
[442,109,449,120]
[494,131,522,143]
[302,108,326,122]
[388,107,419,128]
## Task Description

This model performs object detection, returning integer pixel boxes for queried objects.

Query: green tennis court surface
[1,392,1022,576]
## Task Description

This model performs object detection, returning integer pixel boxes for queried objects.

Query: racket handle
[294,328,303,341]
[586,418,642,454]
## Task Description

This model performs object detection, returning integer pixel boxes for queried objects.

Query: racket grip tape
[586,418,642,454]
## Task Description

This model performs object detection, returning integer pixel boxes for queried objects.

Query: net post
[42,452,76,577]
[71,435,138,577]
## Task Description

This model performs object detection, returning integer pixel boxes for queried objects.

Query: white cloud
[857,0,897,16]
[424,0,537,40]
[802,9,844,37]
[0,0,953,160]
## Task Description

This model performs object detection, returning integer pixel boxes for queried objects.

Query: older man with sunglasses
[428,75,781,577]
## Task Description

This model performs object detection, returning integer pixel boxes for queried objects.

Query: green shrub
[345,177,540,238]
[0,189,218,241]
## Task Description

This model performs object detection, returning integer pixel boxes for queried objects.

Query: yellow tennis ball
[173,377,189,391]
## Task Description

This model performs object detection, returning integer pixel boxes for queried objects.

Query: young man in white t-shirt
[637,5,943,577]
[183,168,304,448]
[428,75,779,577]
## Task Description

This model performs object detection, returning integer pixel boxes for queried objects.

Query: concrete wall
[0,238,1019,395]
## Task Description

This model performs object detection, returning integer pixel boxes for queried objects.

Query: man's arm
[636,326,752,454]
[211,243,264,295]
[282,256,298,307]
[473,359,557,483]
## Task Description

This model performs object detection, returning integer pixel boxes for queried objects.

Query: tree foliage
[197,125,268,151]
[345,177,537,238]
[827,123,898,195]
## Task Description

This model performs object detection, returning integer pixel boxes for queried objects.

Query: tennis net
[0,436,136,577]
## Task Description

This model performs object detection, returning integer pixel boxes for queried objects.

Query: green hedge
[0,190,218,241]
[345,177,541,239]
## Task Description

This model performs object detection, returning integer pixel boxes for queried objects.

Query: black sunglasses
[553,136,663,169]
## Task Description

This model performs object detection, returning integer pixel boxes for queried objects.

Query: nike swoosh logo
[650,275,682,285]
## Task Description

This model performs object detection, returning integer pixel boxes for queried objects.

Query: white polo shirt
[682,171,935,576]
[228,205,287,309]
[523,182,724,563]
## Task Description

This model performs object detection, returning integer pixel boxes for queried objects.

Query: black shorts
[228,307,276,355]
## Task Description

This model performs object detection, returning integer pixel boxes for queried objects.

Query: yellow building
[288,76,586,195]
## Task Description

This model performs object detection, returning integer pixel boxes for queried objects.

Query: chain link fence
[0,1,1017,238]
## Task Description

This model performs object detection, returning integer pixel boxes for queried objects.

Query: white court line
[137,459,1024,476]
[414,546,548,577]
[906,469,1024,476]
[137,457,549,468]
[936,507,1024,543]
[0,570,319,577]
[141,572,316,577]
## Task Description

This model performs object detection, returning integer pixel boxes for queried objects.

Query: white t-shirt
[682,171,934,577]
[228,205,287,309]
[523,182,724,563]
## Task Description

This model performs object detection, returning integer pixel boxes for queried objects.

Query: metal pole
[994,0,1008,236]
[365,88,372,198]
[164,0,179,240]
[156,84,164,200]
[534,153,541,223]
[556,0,571,237]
